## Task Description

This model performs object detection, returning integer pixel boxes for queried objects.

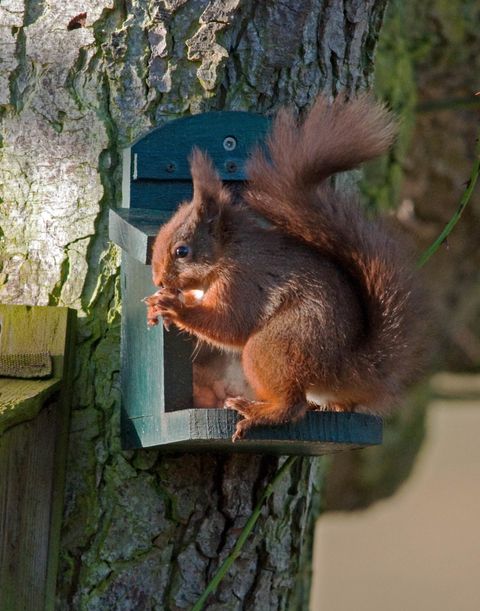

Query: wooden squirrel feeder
[0,305,76,609]
[108,111,383,455]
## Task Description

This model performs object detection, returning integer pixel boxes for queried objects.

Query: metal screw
[165,162,176,173]
[226,161,237,173]
[223,136,237,151]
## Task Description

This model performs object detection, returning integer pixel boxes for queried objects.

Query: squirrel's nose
[152,270,164,287]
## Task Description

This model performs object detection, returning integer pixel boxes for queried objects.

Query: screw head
[225,161,237,173]
[223,136,237,151]
[165,162,176,173]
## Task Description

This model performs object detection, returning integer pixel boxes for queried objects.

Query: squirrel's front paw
[143,288,184,328]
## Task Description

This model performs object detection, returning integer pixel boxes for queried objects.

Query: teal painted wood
[123,409,382,456]
[110,110,384,454]
[127,182,194,212]
[127,112,270,210]
[131,112,269,181]
[109,209,169,264]
[120,254,193,448]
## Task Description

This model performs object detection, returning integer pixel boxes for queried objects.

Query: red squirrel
[145,95,423,441]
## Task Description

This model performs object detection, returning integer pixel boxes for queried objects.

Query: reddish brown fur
[147,95,424,441]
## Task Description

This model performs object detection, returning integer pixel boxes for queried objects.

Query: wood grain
[0,305,76,611]
[0,305,71,433]
[109,208,170,265]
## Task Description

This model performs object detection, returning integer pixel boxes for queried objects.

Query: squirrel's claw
[231,417,253,442]
[225,397,257,442]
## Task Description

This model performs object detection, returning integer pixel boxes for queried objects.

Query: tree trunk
[0,1,388,608]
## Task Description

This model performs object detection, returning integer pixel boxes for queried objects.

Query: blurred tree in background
[326,0,480,511]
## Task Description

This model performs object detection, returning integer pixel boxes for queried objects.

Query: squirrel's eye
[174,245,190,259]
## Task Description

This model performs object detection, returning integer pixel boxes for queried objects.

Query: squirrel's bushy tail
[245,94,421,410]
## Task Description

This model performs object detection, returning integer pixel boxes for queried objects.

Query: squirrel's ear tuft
[189,148,230,219]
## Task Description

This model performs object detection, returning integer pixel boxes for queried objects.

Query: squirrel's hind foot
[224,396,258,418]
[224,396,307,442]
[224,397,261,441]
[230,417,255,442]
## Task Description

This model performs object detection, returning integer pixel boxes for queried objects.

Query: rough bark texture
[0,1,389,608]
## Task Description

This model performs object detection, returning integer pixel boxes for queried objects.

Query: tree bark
[0,1,388,608]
